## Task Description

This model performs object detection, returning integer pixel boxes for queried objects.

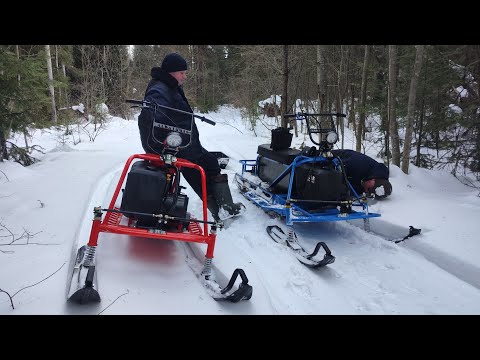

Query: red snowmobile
[67,99,252,304]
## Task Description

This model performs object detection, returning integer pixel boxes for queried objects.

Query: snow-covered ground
[1,106,480,314]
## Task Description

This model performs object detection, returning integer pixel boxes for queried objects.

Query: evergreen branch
[0,288,15,309]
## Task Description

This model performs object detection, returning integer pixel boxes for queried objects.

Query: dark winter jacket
[138,67,203,161]
[332,149,389,194]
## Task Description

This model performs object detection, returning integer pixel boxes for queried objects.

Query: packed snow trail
[3,113,480,314]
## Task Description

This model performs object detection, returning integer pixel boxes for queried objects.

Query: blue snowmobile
[234,112,381,268]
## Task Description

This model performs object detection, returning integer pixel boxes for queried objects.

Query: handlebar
[195,115,216,126]
[283,112,346,118]
[126,99,147,106]
[126,99,216,126]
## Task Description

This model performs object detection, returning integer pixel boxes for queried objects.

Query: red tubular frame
[86,153,216,259]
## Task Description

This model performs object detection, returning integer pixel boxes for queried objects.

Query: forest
[1,45,479,181]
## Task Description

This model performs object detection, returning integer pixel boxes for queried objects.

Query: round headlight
[165,132,182,147]
[326,131,338,144]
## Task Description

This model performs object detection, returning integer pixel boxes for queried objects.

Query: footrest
[218,268,253,303]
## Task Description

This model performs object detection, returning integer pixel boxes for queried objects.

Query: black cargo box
[120,161,167,226]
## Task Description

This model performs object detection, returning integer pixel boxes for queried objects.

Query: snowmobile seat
[257,144,301,165]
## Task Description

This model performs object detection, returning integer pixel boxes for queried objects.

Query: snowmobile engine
[120,160,188,227]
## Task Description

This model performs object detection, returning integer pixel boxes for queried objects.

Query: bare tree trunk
[55,45,63,105]
[61,61,68,107]
[402,45,425,174]
[194,45,199,101]
[317,45,326,113]
[388,45,400,166]
[337,45,347,148]
[0,128,7,161]
[356,45,370,152]
[45,45,57,123]
[16,45,21,82]
[416,102,425,167]
[101,45,107,99]
[317,45,329,143]
[416,54,428,167]
[55,45,59,69]
[281,45,289,128]
[336,92,344,148]
[23,131,29,151]
[349,83,355,128]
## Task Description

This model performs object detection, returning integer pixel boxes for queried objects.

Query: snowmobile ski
[181,242,252,303]
[394,226,422,243]
[352,218,422,244]
[266,225,335,268]
[67,245,100,304]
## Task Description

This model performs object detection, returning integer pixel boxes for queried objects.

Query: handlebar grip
[125,99,145,105]
[335,113,347,118]
[283,114,298,118]
[198,116,216,126]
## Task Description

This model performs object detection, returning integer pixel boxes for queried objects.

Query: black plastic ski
[266,225,335,268]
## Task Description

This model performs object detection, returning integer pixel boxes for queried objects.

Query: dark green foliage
[68,45,132,120]
[1,44,478,180]
[414,46,479,175]
[0,45,51,162]
[130,45,189,107]
[130,45,155,99]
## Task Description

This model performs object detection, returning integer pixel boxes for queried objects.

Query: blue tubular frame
[238,157,381,226]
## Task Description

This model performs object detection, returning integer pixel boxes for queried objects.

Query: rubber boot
[207,195,221,222]
[211,174,246,221]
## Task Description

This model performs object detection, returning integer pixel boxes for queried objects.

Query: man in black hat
[137,52,245,222]
[332,149,393,199]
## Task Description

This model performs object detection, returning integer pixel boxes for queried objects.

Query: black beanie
[160,53,188,72]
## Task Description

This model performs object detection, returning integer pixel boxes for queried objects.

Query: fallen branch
[215,121,244,134]
[0,169,9,182]
[1,263,65,310]
[0,222,43,245]
[0,288,14,309]
[97,290,130,315]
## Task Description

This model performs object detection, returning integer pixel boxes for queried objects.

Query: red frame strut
[87,153,216,259]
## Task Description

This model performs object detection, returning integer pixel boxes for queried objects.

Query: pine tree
[0,45,50,163]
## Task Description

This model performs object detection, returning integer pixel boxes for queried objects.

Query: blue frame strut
[236,164,381,226]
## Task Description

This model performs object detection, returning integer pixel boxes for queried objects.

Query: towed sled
[234,112,382,268]
[67,99,252,305]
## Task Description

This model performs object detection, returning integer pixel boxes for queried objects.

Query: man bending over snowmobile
[332,149,392,199]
